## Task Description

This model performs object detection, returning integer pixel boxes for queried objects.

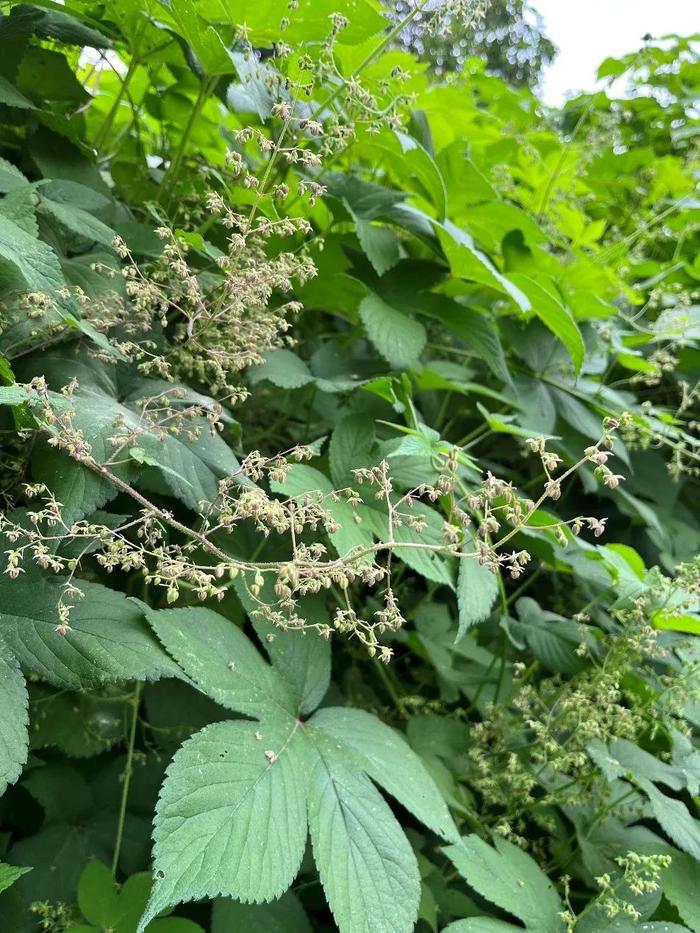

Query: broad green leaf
[234,582,331,716]
[142,606,296,718]
[0,74,35,109]
[306,727,421,933]
[28,683,126,758]
[249,349,314,389]
[138,719,309,930]
[444,835,565,933]
[0,212,65,293]
[638,778,700,861]
[0,640,28,797]
[662,850,700,933]
[310,706,459,842]
[77,861,120,929]
[0,568,180,689]
[212,892,312,933]
[0,862,31,895]
[26,354,241,522]
[508,274,585,373]
[359,294,426,370]
[355,219,401,275]
[38,195,116,248]
[456,559,500,639]
[0,157,30,194]
[437,221,530,311]
[270,463,374,560]
[0,185,38,236]
[329,414,376,488]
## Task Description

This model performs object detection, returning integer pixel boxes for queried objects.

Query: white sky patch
[535,0,699,105]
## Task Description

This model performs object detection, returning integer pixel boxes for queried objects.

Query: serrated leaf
[138,719,309,931]
[0,211,65,293]
[212,891,312,933]
[269,463,374,560]
[662,849,700,932]
[0,861,31,895]
[234,582,331,716]
[0,640,28,797]
[306,727,421,933]
[444,835,565,933]
[38,195,116,247]
[142,605,296,718]
[508,274,585,373]
[310,707,459,842]
[249,349,314,389]
[0,157,30,194]
[437,221,530,311]
[456,559,500,639]
[329,414,375,488]
[355,220,401,275]
[359,294,426,370]
[638,778,700,860]
[0,567,180,689]
[443,921,522,933]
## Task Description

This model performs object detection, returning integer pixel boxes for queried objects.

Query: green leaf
[508,274,585,373]
[0,862,31,895]
[138,718,309,930]
[437,221,530,311]
[0,640,28,798]
[142,605,297,718]
[0,567,180,689]
[78,861,120,929]
[0,212,65,293]
[269,463,374,560]
[38,194,116,247]
[444,835,565,933]
[309,707,459,843]
[249,349,314,389]
[212,892,312,933]
[233,583,331,716]
[662,850,700,933]
[329,414,375,488]
[156,0,235,77]
[638,778,700,861]
[0,157,30,194]
[306,727,421,933]
[29,684,126,758]
[456,559,500,639]
[0,74,35,109]
[355,220,401,275]
[359,294,426,370]
[443,921,522,933]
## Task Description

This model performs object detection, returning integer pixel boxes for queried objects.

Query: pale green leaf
[437,221,530,311]
[359,294,426,370]
[444,835,565,933]
[310,706,458,842]
[0,861,32,895]
[249,349,314,389]
[138,719,309,930]
[0,568,179,689]
[306,727,421,933]
[508,274,585,373]
[355,220,401,275]
[142,606,297,718]
[662,850,700,933]
[0,640,28,797]
[38,195,116,248]
[456,559,500,639]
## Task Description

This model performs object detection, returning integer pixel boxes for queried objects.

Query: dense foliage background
[0,1,698,931]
